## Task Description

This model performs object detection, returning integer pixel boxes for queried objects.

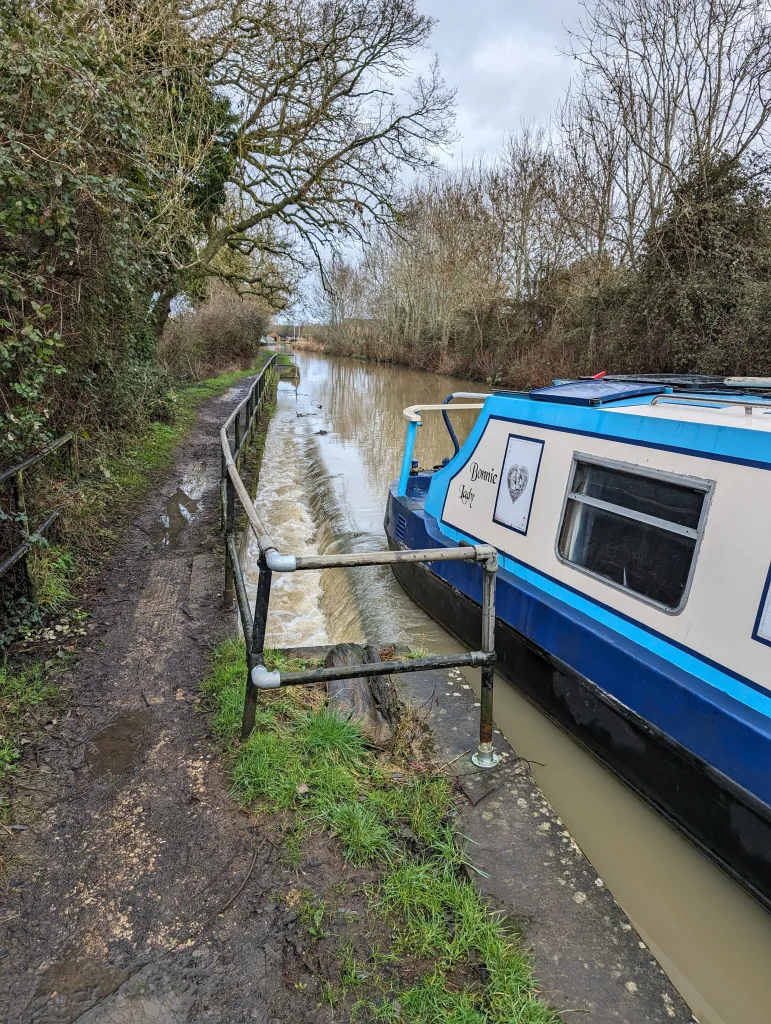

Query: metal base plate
[471,748,501,769]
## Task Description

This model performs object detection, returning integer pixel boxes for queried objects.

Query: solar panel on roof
[528,380,666,405]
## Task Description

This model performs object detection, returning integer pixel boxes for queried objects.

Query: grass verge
[200,637,559,1024]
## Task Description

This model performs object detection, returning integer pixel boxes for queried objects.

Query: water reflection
[148,462,210,549]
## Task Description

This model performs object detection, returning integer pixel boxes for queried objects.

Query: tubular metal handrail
[220,363,502,769]
[650,394,771,416]
[0,432,75,486]
[0,433,78,600]
[402,402,485,423]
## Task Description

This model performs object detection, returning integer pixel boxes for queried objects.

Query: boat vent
[395,514,407,540]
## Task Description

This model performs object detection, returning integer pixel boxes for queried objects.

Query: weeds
[0,662,63,789]
[29,545,76,613]
[339,942,369,991]
[200,636,560,1023]
[298,894,329,940]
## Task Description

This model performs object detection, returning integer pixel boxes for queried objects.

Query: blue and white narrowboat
[384,375,771,911]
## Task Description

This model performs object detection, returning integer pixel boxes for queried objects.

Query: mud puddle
[85,710,151,776]
[73,965,203,1024]
[148,462,211,549]
[33,959,132,1023]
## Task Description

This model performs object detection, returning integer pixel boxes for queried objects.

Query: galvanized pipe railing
[220,362,501,770]
[0,433,78,601]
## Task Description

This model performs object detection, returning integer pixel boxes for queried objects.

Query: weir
[219,353,502,768]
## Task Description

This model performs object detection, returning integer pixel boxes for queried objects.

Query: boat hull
[386,487,771,912]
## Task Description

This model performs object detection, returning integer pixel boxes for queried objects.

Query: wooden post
[12,470,36,602]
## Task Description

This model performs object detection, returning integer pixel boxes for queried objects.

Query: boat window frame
[554,452,715,616]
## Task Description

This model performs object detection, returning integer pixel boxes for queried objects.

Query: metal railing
[651,393,771,417]
[220,370,501,769]
[398,398,487,496]
[0,433,78,600]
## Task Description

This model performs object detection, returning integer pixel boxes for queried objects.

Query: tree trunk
[325,643,395,748]
[153,288,175,337]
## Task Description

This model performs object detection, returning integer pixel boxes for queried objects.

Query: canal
[246,349,771,1024]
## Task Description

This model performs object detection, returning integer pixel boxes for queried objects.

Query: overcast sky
[417,0,581,162]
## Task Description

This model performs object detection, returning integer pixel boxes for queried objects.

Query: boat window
[557,458,711,611]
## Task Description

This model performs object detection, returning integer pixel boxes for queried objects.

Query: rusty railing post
[472,552,500,768]
[68,436,79,482]
[12,470,37,603]
[241,552,273,740]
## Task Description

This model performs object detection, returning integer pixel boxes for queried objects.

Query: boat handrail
[400,397,489,491]
[402,402,486,423]
[441,392,493,456]
[650,394,771,417]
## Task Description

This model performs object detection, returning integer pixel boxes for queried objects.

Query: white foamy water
[244,403,329,647]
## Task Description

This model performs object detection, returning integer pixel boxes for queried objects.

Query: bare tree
[151,0,455,326]
[568,0,771,257]
[491,127,569,298]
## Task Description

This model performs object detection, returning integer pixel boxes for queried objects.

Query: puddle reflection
[148,463,210,549]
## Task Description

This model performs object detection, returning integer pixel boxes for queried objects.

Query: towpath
[0,381,313,1023]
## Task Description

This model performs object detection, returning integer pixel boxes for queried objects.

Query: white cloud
[471,33,563,77]
[408,1,582,161]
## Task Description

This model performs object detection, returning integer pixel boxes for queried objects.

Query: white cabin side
[438,412,771,692]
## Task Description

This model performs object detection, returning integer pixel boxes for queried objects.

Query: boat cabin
[386,375,771,910]
[423,379,771,694]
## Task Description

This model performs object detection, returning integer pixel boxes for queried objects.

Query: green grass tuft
[0,662,63,783]
[200,635,560,1023]
[325,801,396,864]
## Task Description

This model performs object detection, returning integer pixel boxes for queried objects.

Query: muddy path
[0,382,321,1024]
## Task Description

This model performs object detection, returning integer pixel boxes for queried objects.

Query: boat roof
[607,399,771,431]
[494,374,771,432]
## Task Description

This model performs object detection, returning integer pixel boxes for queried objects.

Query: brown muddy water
[245,350,771,1024]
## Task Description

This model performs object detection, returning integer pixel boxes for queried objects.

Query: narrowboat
[384,375,771,911]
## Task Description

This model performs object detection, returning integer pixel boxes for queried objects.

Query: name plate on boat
[442,425,544,539]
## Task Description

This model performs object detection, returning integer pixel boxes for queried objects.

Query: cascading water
[246,354,475,649]
[243,406,330,646]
